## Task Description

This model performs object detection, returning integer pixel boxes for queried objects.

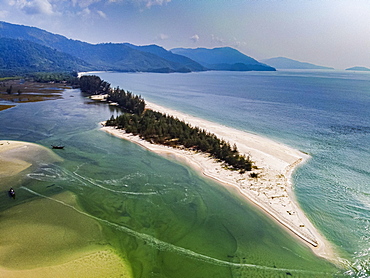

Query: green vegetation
[0,37,92,78]
[78,74,253,173]
[28,72,79,84]
[106,109,252,172]
[79,75,111,95]
[107,87,145,115]
[0,76,22,81]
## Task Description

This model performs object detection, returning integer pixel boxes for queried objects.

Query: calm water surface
[97,70,370,277]
[1,70,368,277]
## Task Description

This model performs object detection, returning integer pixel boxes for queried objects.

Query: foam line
[72,170,156,195]
[20,186,331,275]
[27,164,156,196]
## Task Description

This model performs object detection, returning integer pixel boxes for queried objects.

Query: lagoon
[2,70,369,276]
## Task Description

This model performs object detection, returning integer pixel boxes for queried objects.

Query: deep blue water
[97,70,370,275]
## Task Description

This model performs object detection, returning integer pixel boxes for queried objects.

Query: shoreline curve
[101,100,338,262]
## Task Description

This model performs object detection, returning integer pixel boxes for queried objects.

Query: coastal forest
[81,75,252,173]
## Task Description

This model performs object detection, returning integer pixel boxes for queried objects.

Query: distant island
[261,57,333,70]
[345,66,370,71]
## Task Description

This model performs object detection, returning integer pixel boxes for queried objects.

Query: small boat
[51,145,64,149]
[9,188,15,198]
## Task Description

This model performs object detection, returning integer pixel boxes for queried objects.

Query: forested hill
[0,21,203,73]
[0,21,274,74]
[0,38,92,76]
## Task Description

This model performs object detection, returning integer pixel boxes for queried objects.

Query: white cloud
[154,33,169,41]
[158,33,168,40]
[70,0,170,9]
[79,7,91,16]
[231,37,247,48]
[9,0,54,15]
[143,0,171,8]
[211,34,224,44]
[0,10,9,18]
[190,34,199,43]
[97,10,106,18]
[71,0,100,8]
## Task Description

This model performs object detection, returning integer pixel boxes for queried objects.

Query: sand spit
[101,100,338,261]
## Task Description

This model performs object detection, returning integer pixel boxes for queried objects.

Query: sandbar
[0,141,62,181]
[0,141,133,277]
[101,100,338,261]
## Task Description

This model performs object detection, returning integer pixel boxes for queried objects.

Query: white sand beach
[101,101,338,261]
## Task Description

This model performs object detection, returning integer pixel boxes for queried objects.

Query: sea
[0,70,369,277]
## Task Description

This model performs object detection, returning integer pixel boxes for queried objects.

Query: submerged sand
[101,101,338,261]
[0,191,132,277]
[0,141,133,277]
[0,249,131,278]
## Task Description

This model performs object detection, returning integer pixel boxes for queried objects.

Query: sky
[0,0,369,69]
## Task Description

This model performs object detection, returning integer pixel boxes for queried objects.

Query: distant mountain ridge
[171,47,275,71]
[123,44,206,71]
[261,57,333,70]
[0,21,203,73]
[0,21,275,74]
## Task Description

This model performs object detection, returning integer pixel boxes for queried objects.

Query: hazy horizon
[0,0,369,70]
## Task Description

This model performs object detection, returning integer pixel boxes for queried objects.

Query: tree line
[80,75,252,173]
[79,75,145,115]
[106,109,252,172]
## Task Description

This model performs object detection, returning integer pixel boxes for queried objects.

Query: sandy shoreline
[101,100,338,261]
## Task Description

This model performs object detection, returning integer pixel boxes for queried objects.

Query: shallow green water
[0,89,341,277]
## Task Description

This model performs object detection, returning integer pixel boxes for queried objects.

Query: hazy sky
[0,0,369,69]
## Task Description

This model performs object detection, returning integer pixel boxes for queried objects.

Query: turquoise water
[1,70,368,276]
[96,70,370,276]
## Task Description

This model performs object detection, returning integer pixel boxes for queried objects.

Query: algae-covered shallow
[0,191,132,277]
[0,87,342,277]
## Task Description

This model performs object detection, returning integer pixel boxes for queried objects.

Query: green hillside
[0,38,92,76]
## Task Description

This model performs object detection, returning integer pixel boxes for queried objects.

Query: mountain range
[0,21,275,75]
[261,57,333,70]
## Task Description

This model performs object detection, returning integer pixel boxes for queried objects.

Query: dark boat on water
[9,188,15,199]
[51,145,64,149]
